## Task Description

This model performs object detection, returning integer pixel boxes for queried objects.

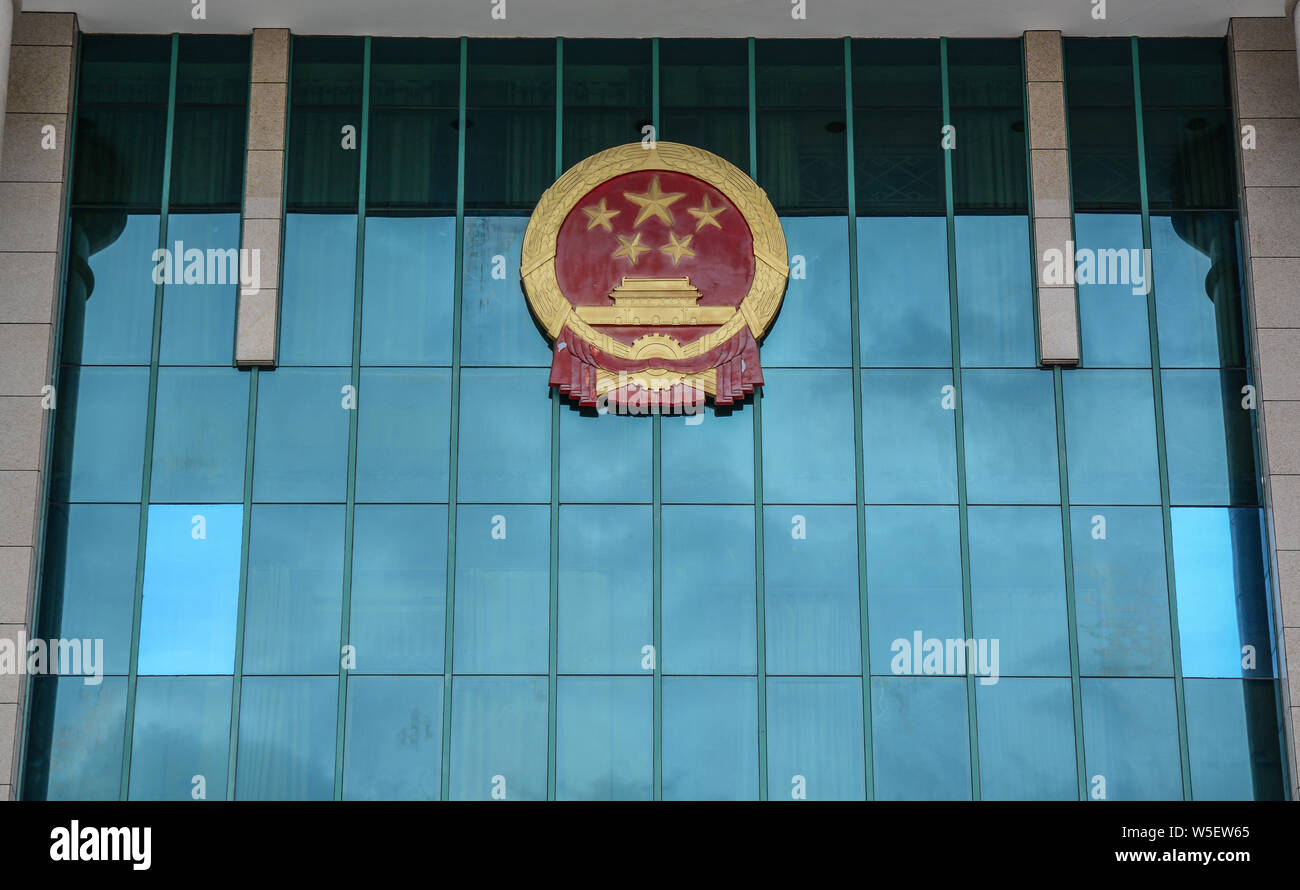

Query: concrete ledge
[0,547,32,625]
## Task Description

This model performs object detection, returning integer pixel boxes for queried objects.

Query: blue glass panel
[1073,213,1150,367]
[858,216,951,368]
[555,676,653,801]
[1152,214,1244,369]
[138,504,242,675]
[243,505,345,675]
[559,409,652,504]
[763,506,860,675]
[872,676,971,800]
[158,213,241,365]
[659,408,754,504]
[1172,508,1273,679]
[661,506,755,674]
[150,368,249,503]
[866,506,964,675]
[976,678,1077,800]
[457,369,552,504]
[954,215,1035,368]
[235,676,337,800]
[453,505,549,674]
[761,370,856,504]
[360,215,455,365]
[252,368,350,503]
[350,505,447,674]
[62,213,159,366]
[761,217,851,367]
[1070,506,1173,676]
[766,677,865,801]
[968,506,1070,677]
[961,369,1059,505]
[355,368,450,503]
[1185,679,1284,800]
[343,676,442,801]
[460,217,551,366]
[448,676,548,801]
[1063,370,1160,505]
[279,213,357,366]
[662,676,758,801]
[23,677,127,801]
[51,366,149,503]
[129,676,231,800]
[1162,369,1258,506]
[862,369,957,504]
[557,505,652,675]
[1081,677,1182,800]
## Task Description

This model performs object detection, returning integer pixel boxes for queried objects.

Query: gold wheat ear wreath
[519,141,790,362]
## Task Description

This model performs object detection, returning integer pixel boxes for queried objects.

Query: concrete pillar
[0,1,14,157]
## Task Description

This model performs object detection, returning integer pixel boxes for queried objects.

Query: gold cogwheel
[629,333,687,360]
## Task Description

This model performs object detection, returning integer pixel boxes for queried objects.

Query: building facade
[2,1,1300,801]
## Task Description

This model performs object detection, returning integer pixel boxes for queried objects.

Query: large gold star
[659,231,696,265]
[623,176,686,227]
[687,194,727,231]
[582,197,620,232]
[612,232,651,264]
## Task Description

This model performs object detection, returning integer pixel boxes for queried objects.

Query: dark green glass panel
[862,370,958,504]
[50,366,149,503]
[976,678,1077,800]
[72,106,168,207]
[1152,212,1246,368]
[1062,369,1161,505]
[659,408,754,504]
[1138,38,1231,109]
[1064,37,1135,104]
[170,106,247,209]
[947,38,1023,107]
[158,214,241,365]
[355,369,451,503]
[464,40,555,210]
[61,212,159,365]
[252,368,350,503]
[1081,678,1182,800]
[286,108,361,209]
[150,369,249,503]
[466,39,555,107]
[662,677,758,801]
[563,39,651,167]
[369,37,459,107]
[756,41,847,211]
[1143,109,1235,211]
[23,677,127,801]
[556,676,653,801]
[766,677,866,800]
[852,39,942,108]
[948,40,1027,212]
[559,409,652,504]
[659,39,749,170]
[448,676,548,801]
[235,676,337,800]
[854,109,945,215]
[78,35,172,105]
[762,370,856,504]
[1185,679,1285,800]
[343,676,443,800]
[872,676,971,800]
[290,37,364,106]
[175,35,249,105]
[1162,369,1260,506]
[128,676,232,800]
[1064,38,1140,211]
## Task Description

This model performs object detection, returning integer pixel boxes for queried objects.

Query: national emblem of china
[521,142,789,410]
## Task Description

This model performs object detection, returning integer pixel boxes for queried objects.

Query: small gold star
[612,232,651,264]
[687,195,727,231]
[582,198,620,232]
[624,176,686,227]
[659,231,696,265]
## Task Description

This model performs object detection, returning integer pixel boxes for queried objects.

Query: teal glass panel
[77,35,169,105]
[1162,369,1258,506]
[243,505,345,675]
[360,216,455,365]
[1143,109,1235,212]
[659,39,749,170]
[235,676,337,800]
[279,214,357,366]
[252,368,350,503]
[37,504,139,676]
[1081,677,1182,800]
[559,409,653,504]
[128,676,231,800]
[460,217,552,367]
[954,215,1036,367]
[975,678,1077,800]
[1063,370,1160,505]
[50,366,149,503]
[23,677,127,801]
[555,676,653,801]
[866,506,964,675]
[872,676,971,800]
[862,369,957,504]
[659,408,754,504]
[1138,39,1230,108]
[453,505,550,674]
[448,676,548,801]
[763,506,860,675]
[766,677,865,801]
[1152,213,1245,369]
[1172,508,1273,679]
[456,369,552,504]
[968,506,1070,677]
[961,369,1059,505]
[661,506,755,675]
[342,675,443,801]
[1185,679,1284,801]
[464,40,555,211]
[170,37,250,209]
[557,505,652,675]
[761,370,856,504]
[1070,506,1173,677]
[150,368,249,503]
[1064,34,1143,209]
[761,217,851,367]
[1073,213,1151,367]
[563,39,652,168]
[158,214,241,364]
[285,38,363,210]
[138,504,243,675]
[662,676,758,801]
[61,212,160,365]
[947,40,1028,212]
[355,369,451,503]
[857,216,951,368]
[370,37,460,110]
[350,505,447,674]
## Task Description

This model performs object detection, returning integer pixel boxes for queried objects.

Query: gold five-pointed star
[612,232,651,264]
[687,194,727,231]
[659,231,696,265]
[582,197,620,232]
[623,176,686,227]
